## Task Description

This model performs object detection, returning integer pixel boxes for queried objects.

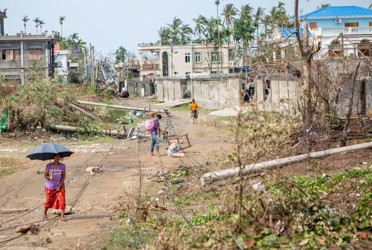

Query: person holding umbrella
[43,153,66,221]
[26,143,72,222]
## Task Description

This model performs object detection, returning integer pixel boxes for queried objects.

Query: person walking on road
[150,114,162,156]
[43,153,66,221]
[190,99,198,124]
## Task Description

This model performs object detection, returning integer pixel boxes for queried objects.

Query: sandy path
[0,100,233,249]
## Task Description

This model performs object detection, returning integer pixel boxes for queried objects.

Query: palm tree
[39,20,45,33]
[59,16,66,37]
[22,15,30,33]
[167,17,183,44]
[33,17,40,34]
[194,15,208,43]
[180,24,193,44]
[158,26,172,45]
[222,4,238,28]
[369,3,372,9]
[254,7,264,48]
[215,0,222,74]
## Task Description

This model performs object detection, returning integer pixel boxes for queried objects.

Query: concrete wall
[255,78,299,115]
[155,78,185,102]
[337,79,372,116]
[191,77,241,109]
[155,77,241,108]
[255,76,372,116]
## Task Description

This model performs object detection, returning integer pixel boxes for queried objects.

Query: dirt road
[0,99,234,249]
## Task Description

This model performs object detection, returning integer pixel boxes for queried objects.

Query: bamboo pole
[76,100,164,113]
[201,141,372,186]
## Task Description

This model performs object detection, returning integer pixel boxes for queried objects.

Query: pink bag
[145,119,154,132]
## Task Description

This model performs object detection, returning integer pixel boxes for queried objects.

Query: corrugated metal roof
[279,28,311,38]
[300,6,372,19]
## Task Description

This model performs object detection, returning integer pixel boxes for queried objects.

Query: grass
[103,164,372,249]
[146,98,162,104]
[0,157,27,178]
[170,104,215,115]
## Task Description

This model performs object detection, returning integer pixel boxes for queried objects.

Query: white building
[137,43,237,80]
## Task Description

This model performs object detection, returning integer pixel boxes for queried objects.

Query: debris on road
[16,223,39,235]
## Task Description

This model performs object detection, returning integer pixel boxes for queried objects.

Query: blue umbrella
[26,143,73,161]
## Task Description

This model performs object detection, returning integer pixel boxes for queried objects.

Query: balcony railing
[312,26,372,36]
[142,64,159,70]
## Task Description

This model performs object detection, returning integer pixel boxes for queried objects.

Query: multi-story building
[137,43,236,80]
[0,9,60,84]
[271,6,372,59]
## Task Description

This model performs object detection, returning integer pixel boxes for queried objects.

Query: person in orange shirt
[190,99,198,124]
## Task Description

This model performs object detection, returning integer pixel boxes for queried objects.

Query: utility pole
[83,48,86,84]
[90,44,95,87]
[171,43,174,77]
[215,0,222,76]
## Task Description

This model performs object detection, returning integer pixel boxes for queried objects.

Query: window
[185,52,190,63]
[174,72,178,75]
[174,51,178,54]
[309,22,317,29]
[186,72,191,77]
[194,52,201,63]
[1,49,19,60]
[211,71,217,74]
[28,49,42,60]
[211,52,220,62]
[345,22,358,27]
[228,49,234,61]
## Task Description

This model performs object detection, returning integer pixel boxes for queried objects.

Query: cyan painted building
[271,6,372,58]
[300,6,372,29]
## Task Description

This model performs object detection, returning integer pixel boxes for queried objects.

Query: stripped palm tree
[33,17,40,34]
[22,15,30,33]
[59,16,66,37]
[254,7,265,48]
[39,20,45,33]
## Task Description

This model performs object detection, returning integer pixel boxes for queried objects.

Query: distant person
[43,154,66,221]
[150,114,162,156]
[190,99,198,124]
[244,92,250,103]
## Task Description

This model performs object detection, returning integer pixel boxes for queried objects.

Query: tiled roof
[279,28,311,38]
[300,6,372,19]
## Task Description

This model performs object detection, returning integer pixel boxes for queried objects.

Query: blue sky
[1,0,371,58]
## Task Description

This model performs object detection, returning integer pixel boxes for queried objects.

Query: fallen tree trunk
[49,124,126,137]
[69,103,97,120]
[76,100,164,113]
[201,141,372,186]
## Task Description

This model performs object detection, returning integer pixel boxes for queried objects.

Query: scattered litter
[171,179,184,185]
[149,200,174,211]
[85,167,103,175]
